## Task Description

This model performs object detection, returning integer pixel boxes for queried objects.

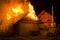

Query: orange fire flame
[26,2,38,21]
[7,2,38,21]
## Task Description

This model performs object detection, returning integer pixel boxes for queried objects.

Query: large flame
[12,5,24,16]
[26,2,38,21]
[7,2,38,21]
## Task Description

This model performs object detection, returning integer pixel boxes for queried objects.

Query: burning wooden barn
[0,0,40,36]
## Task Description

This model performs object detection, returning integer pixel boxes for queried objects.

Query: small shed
[38,10,56,28]
[38,10,56,35]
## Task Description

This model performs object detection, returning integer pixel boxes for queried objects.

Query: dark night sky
[29,0,53,15]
